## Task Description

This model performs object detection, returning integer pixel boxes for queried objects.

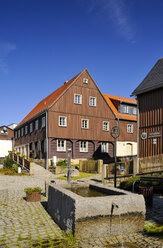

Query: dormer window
[123,105,129,114]
[83,78,88,84]
[133,107,137,115]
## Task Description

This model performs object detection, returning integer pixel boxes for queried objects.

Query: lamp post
[111,126,120,188]
[67,148,72,184]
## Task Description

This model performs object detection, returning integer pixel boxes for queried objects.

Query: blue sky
[0,0,163,126]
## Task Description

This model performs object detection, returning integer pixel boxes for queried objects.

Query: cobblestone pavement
[0,163,162,247]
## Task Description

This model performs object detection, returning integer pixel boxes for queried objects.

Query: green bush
[120,176,140,191]
[57,159,67,167]
[2,156,14,168]
[12,164,18,173]
[120,174,163,191]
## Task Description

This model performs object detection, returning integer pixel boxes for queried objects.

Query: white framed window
[81,119,89,129]
[83,78,88,84]
[42,116,46,128]
[103,121,109,131]
[127,124,133,133]
[59,116,67,127]
[57,139,66,152]
[89,96,96,107]
[25,125,28,135]
[101,142,108,153]
[18,130,20,138]
[133,107,137,115]
[35,120,39,130]
[80,141,88,152]
[30,123,33,133]
[21,127,24,136]
[74,94,82,104]
[123,105,129,114]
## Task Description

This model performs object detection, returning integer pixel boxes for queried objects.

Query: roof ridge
[17,70,83,127]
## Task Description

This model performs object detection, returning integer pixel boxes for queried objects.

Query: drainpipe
[137,98,139,171]
[46,110,48,170]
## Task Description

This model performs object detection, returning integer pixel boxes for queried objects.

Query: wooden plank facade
[132,58,163,160]
[138,88,163,158]
[14,69,137,163]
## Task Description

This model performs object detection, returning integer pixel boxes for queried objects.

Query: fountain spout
[111,202,119,215]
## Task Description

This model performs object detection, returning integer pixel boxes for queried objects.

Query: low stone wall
[139,154,163,173]
[47,183,145,238]
[0,188,8,203]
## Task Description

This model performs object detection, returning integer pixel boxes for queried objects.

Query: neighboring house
[8,123,17,130]
[14,69,117,164]
[132,58,163,168]
[103,94,137,158]
[0,126,14,163]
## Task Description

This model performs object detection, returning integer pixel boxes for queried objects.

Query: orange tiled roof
[18,72,81,126]
[106,94,137,104]
[103,94,137,121]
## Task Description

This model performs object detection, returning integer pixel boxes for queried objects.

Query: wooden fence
[79,160,103,173]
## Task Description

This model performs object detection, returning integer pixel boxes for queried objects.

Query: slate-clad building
[14,69,137,165]
[132,58,163,167]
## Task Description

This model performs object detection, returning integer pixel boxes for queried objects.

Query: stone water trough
[47,183,146,238]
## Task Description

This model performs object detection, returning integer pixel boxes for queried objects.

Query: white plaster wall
[0,140,12,157]
[116,141,137,157]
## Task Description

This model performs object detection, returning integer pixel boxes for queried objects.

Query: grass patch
[0,168,28,176]
[144,223,163,238]
[17,234,31,241]
[58,172,98,181]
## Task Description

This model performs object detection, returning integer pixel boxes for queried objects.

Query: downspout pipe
[137,98,139,171]
[46,110,48,170]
